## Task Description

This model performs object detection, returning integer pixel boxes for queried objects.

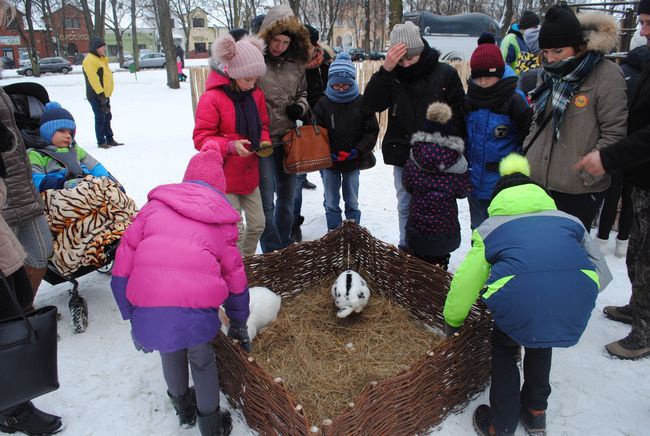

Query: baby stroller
[4,82,122,333]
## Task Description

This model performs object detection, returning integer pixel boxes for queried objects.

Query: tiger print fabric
[41,176,137,276]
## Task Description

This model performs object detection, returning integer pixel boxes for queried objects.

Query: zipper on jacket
[391,103,398,117]
[330,113,336,130]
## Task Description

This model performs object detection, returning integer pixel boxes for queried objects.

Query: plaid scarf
[529,51,603,139]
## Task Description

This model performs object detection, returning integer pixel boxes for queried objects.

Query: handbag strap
[522,111,553,156]
[0,271,36,340]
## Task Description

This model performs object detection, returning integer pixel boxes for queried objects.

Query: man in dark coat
[362,21,465,250]
[575,2,650,360]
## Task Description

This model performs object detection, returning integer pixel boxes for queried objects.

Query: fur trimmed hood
[411,131,464,153]
[579,12,619,55]
[258,5,311,65]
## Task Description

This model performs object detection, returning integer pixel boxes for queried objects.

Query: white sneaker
[615,238,629,258]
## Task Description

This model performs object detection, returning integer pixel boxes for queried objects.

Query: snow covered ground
[2,65,648,436]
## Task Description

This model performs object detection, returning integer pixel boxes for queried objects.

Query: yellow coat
[82,53,114,99]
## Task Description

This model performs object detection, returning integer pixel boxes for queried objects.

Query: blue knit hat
[39,102,76,144]
[328,52,356,86]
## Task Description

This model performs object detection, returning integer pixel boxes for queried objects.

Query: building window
[192,18,205,28]
[194,42,206,53]
[64,17,81,29]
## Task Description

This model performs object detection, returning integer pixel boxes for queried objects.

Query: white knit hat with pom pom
[212,34,266,79]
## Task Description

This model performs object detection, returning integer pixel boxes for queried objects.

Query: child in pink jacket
[193,33,270,257]
[111,145,249,436]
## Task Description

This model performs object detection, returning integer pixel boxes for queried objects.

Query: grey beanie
[390,21,424,57]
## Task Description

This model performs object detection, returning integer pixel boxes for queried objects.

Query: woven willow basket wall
[214,221,491,435]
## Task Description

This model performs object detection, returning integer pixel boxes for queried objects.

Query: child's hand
[234,140,253,157]
[227,321,252,352]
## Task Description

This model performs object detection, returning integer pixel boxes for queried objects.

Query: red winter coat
[193,71,271,195]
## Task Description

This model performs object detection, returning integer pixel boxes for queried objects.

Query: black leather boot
[198,408,232,436]
[0,401,62,435]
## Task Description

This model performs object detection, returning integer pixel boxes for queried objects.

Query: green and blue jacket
[443,183,611,348]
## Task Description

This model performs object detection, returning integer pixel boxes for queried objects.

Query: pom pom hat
[491,153,546,200]
[470,35,505,79]
[212,34,266,79]
[39,101,76,144]
[183,143,227,192]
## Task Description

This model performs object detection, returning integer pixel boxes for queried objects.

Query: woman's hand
[384,43,407,72]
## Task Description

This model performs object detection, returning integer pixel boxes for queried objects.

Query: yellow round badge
[574,95,589,108]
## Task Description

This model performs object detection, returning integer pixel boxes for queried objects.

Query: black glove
[444,322,460,338]
[98,94,110,114]
[228,321,252,352]
[285,104,303,122]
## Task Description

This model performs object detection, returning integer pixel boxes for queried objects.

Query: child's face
[331,83,351,92]
[475,76,499,88]
[51,129,73,148]
[235,77,257,92]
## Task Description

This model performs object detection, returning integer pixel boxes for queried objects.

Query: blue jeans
[469,194,491,229]
[293,173,307,221]
[393,166,410,247]
[322,168,360,230]
[258,147,297,253]
[89,98,114,145]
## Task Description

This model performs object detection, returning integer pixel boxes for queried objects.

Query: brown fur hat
[258,4,311,65]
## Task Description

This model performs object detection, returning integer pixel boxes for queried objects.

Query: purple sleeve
[111,276,133,320]
[224,288,250,324]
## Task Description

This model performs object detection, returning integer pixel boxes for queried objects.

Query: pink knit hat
[183,143,227,192]
[212,34,266,79]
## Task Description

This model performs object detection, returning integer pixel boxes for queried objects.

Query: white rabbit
[219,286,281,340]
[332,270,370,318]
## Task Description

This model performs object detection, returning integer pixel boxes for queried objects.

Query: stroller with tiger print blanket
[4,82,137,333]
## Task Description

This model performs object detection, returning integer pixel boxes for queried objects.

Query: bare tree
[131,0,139,69]
[170,0,194,55]
[35,0,58,56]
[155,0,179,88]
[16,0,41,75]
[388,0,401,30]
[79,0,108,37]
[106,0,131,65]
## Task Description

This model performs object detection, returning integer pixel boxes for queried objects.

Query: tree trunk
[289,0,300,16]
[364,0,370,51]
[24,0,41,76]
[79,0,95,37]
[389,0,402,31]
[502,0,514,37]
[94,0,107,39]
[60,0,67,56]
[131,0,139,69]
[155,0,179,89]
[109,0,123,65]
[39,0,57,56]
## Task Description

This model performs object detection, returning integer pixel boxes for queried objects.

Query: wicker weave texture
[214,222,491,435]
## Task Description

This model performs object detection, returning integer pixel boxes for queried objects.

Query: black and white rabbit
[332,270,370,318]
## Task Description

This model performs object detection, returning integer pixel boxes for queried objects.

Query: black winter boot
[520,407,546,435]
[168,387,197,427]
[198,409,232,436]
[291,216,304,243]
[0,401,63,435]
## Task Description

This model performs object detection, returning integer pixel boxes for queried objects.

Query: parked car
[368,50,386,60]
[348,48,367,62]
[1,56,16,69]
[123,52,166,69]
[17,57,72,76]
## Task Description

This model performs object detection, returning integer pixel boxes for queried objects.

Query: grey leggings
[160,342,219,416]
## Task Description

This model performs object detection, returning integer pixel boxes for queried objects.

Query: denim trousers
[88,98,114,145]
[321,168,360,230]
[258,146,297,253]
[468,194,492,230]
[393,166,411,247]
[293,173,307,221]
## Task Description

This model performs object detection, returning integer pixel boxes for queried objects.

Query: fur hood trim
[258,7,311,64]
[579,12,619,55]
[411,131,465,153]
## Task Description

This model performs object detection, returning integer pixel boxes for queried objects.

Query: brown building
[0,12,52,66]
[50,5,91,57]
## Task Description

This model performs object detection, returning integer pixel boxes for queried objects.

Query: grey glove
[444,322,460,338]
[227,321,251,353]
[131,329,153,354]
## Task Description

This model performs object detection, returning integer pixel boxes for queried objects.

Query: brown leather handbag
[281,123,333,174]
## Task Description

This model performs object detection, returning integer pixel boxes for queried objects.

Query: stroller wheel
[69,294,88,333]
[97,261,114,275]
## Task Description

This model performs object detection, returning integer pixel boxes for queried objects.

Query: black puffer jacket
[312,95,379,173]
[601,51,650,189]
[362,41,465,167]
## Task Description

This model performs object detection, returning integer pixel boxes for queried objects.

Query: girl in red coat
[193,34,271,256]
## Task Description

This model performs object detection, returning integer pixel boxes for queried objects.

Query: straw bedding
[252,274,444,425]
